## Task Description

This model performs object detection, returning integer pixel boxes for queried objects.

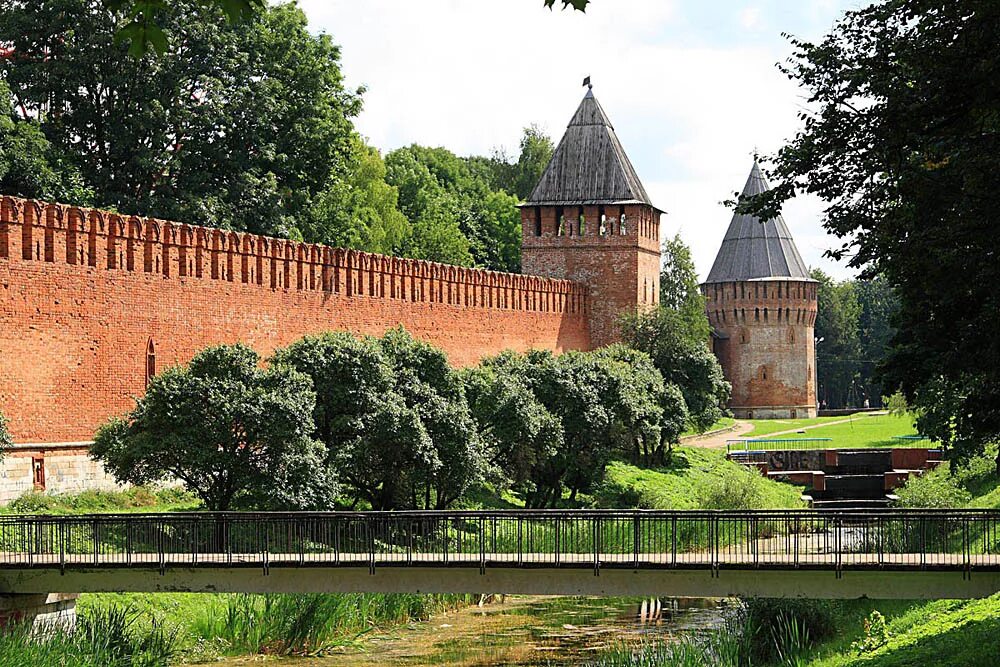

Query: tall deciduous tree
[812,268,862,409]
[743,0,1000,468]
[305,137,411,254]
[91,344,335,511]
[0,81,92,204]
[856,277,898,404]
[385,144,523,271]
[623,235,728,433]
[659,234,710,341]
[274,328,483,510]
[0,1,362,238]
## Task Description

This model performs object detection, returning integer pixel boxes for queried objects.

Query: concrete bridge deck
[0,509,997,599]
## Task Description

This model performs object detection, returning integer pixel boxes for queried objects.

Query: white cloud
[740,6,763,30]
[298,0,857,281]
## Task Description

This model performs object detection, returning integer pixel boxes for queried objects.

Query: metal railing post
[593,516,600,576]
[59,521,65,575]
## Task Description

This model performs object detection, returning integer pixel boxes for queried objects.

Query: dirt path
[682,420,754,449]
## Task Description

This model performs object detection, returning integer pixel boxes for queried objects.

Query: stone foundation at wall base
[0,442,121,504]
[731,405,818,420]
[0,593,78,632]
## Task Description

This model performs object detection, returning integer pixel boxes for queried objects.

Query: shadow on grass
[850,613,1000,667]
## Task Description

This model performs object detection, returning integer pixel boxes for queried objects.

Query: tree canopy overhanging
[740,0,1000,469]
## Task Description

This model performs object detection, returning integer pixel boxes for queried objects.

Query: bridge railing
[0,510,996,575]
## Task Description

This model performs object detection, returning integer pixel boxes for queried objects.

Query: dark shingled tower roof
[705,161,812,283]
[524,89,656,209]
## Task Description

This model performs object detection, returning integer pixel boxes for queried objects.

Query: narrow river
[216,596,727,666]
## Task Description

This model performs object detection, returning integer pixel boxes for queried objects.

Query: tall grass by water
[190,592,469,655]
[0,604,178,667]
[589,598,829,667]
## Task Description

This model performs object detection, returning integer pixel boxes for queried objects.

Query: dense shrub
[894,448,997,508]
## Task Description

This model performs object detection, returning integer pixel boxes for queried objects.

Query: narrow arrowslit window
[145,339,156,386]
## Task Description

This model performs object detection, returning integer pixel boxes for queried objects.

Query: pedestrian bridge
[1,510,998,600]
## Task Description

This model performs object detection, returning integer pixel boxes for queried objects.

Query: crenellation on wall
[0,196,586,316]
[0,195,591,445]
[703,278,818,418]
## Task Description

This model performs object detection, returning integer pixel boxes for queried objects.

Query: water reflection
[219,596,727,666]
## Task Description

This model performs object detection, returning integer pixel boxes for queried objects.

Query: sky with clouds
[297,0,861,281]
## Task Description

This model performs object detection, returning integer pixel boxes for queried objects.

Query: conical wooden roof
[524,89,654,208]
[705,161,812,283]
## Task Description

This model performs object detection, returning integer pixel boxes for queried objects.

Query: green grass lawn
[803,595,1000,667]
[595,446,804,510]
[744,413,931,449]
[681,416,736,438]
[0,486,201,515]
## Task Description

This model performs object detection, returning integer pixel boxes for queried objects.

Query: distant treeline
[0,1,553,274]
[812,269,898,410]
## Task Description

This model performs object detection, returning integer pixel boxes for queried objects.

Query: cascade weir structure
[727,442,943,508]
[1,508,999,626]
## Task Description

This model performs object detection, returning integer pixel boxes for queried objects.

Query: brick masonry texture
[521,203,661,348]
[702,279,818,418]
[0,196,592,445]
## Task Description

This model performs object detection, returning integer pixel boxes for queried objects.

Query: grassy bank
[801,595,1000,667]
[595,447,804,509]
[0,486,201,515]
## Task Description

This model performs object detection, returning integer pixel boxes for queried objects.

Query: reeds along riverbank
[0,592,472,665]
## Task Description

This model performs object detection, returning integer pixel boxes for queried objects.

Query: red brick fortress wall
[0,197,590,443]
[702,279,818,419]
[520,203,660,348]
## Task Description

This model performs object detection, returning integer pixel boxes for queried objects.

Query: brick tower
[520,86,662,348]
[701,161,818,419]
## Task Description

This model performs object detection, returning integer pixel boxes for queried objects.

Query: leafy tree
[305,137,411,254]
[385,148,473,266]
[856,278,898,405]
[0,81,93,204]
[378,328,483,509]
[659,234,709,341]
[91,344,335,511]
[0,1,362,238]
[620,308,730,433]
[386,144,523,271]
[461,362,562,493]
[742,0,1000,468]
[480,347,667,507]
[512,124,555,200]
[275,328,483,510]
[812,269,862,409]
[623,235,728,433]
[109,0,266,56]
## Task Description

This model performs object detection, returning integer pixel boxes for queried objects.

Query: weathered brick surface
[521,203,660,347]
[0,197,591,445]
[703,279,818,418]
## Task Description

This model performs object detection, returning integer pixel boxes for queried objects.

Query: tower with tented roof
[520,85,662,347]
[701,160,818,419]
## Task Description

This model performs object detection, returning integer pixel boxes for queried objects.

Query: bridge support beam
[0,593,77,632]
[0,568,998,600]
